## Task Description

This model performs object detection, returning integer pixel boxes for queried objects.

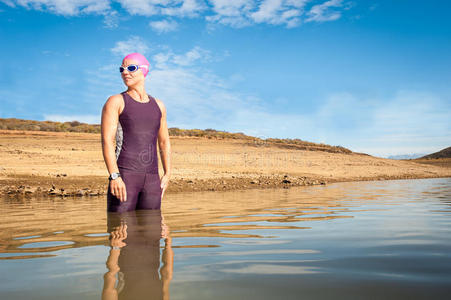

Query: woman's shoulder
[106,93,126,105]
[104,93,125,113]
[107,92,125,102]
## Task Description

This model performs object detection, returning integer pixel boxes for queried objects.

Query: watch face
[111,173,119,180]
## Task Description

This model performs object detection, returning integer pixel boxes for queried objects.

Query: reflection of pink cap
[123,53,150,77]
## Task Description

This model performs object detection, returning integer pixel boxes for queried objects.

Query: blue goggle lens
[128,65,138,72]
[119,65,138,73]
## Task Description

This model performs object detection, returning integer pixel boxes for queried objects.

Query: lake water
[1,178,450,299]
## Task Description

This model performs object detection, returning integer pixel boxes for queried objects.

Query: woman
[101,52,171,212]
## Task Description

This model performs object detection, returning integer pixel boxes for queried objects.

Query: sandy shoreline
[0,129,450,197]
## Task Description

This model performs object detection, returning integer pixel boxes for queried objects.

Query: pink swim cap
[122,53,150,77]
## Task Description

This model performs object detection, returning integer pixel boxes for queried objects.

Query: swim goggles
[119,64,148,73]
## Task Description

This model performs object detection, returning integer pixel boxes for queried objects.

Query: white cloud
[149,19,178,33]
[110,36,150,57]
[305,0,343,22]
[4,0,353,28]
[249,0,306,27]
[102,9,119,28]
[172,46,211,66]
[0,0,15,7]
[4,0,110,16]
[161,0,206,17]
[110,36,214,67]
[116,0,205,17]
[150,45,214,68]
[114,0,159,16]
[152,51,173,69]
[206,0,308,28]
[205,0,256,28]
[208,0,255,17]
[3,0,120,27]
[249,0,284,23]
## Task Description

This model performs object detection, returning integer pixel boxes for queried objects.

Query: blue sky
[0,0,450,158]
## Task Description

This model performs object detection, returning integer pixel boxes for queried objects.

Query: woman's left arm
[156,99,172,198]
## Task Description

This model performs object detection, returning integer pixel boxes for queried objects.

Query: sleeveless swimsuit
[107,92,162,212]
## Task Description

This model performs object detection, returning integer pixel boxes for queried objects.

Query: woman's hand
[110,177,127,202]
[160,174,170,200]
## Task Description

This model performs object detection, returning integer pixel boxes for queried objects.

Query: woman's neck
[126,85,148,102]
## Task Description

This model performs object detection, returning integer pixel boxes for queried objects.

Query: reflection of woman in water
[102,210,173,300]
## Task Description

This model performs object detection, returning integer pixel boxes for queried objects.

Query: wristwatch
[108,172,121,180]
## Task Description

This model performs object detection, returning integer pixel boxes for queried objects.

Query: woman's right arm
[101,95,127,202]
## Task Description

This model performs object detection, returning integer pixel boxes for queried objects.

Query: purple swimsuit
[107,91,162,212]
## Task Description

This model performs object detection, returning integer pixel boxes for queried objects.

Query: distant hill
[0,117,353,154]
[417,147,451,159]
[388,153,427,160]
[0,117,100,133]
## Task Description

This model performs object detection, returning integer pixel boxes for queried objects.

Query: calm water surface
[1,178,450,299]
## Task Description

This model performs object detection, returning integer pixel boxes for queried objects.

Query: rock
[24,187,36,194]
[282,179,291,184]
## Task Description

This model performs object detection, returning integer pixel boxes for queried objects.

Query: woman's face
[120,58,145,87]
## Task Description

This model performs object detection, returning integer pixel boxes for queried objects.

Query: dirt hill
[418,147,451,159]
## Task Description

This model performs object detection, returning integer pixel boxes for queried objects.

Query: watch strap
[108,172,121,180]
